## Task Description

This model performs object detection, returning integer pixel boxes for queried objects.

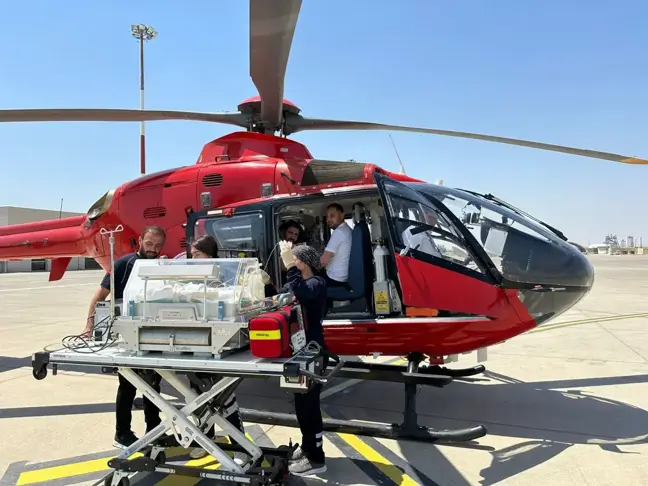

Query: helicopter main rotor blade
[285,117,648,165]
[0,108,249,127]
[249,0,302,131]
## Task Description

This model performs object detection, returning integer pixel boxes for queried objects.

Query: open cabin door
[373,173,511,318]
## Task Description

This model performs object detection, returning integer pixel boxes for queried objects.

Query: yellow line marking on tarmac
[322,412,419,486]
[16,449,188,485]
[529,312,648,334]
[16,452,143,485]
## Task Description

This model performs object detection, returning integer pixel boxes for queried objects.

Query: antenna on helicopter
[388,134,407,175]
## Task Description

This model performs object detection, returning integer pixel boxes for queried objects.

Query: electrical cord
[43,313,119,354]
[263,240,282,274]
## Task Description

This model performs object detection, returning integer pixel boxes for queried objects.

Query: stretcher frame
[32,346,343,486]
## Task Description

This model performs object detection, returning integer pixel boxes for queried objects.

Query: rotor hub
[237,96,301,116]
[237,97,301,133]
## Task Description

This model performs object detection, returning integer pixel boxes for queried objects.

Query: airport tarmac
[1,254,648,486]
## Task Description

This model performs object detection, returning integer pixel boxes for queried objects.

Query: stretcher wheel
[145,448,166,464]
[103,474,129,486]
[32,367,47,380]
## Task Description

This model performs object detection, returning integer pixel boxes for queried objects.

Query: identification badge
[291,329,307,351]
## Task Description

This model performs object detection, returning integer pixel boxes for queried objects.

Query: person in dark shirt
[186,236,247,463]
[277,219,304,282]
[279,242,328,477]
[82,225,166,449]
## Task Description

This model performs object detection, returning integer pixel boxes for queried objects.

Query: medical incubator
[112,257,274,357]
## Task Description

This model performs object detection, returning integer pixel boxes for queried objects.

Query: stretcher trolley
[31,256,344,486]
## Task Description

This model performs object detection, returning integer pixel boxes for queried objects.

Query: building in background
[0,206,101,274]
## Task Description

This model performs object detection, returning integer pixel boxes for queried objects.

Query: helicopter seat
[326,218,373,314]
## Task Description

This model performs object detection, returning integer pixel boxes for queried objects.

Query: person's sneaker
[113,432,138,449]
[290,446,305,463]
[189,448,247,466]
[288,457,327,476]
[189,447,208,460]
[232,452,247,466]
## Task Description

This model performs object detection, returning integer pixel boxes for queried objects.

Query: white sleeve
[401,226,412,246]
[325,228,344,254]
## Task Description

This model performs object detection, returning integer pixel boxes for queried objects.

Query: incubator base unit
[113,257,278,357]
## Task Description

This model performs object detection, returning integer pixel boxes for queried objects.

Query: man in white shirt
[320,203,352,286]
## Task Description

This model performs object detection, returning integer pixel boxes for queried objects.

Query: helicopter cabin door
[373,173,509,318]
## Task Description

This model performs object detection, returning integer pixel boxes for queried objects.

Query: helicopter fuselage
[0,132,594,361]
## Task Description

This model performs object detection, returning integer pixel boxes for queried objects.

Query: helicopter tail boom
[0,215,86,261]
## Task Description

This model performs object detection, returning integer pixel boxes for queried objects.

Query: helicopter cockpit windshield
[407,182,595,290]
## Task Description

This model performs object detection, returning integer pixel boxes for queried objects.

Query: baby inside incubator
[132,266,269,306]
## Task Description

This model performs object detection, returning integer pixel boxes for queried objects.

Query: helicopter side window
[193,212,266,261]
[390,195,484,274]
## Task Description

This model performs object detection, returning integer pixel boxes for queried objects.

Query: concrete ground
[1,254,648,486]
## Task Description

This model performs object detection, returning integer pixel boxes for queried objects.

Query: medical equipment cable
[43,313,118,353]
[263,240,283,273]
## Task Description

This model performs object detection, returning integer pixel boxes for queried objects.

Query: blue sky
[0,0,646,244]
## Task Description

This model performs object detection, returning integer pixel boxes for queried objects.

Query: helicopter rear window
[193,212,265,259]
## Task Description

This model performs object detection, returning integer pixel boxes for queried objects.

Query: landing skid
[338,360,485,381]
[396,353,486,442]
[427,364,486,378]
[243,353,487,444]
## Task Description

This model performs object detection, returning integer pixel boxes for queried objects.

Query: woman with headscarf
[278,241,328,477]
[187,235,247,463]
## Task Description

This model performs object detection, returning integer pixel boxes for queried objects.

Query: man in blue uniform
[82,226,166,449]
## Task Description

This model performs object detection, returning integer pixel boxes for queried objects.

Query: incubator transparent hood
[122,258,267,321]
[115,258,270,357]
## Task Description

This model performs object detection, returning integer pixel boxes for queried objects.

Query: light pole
[131,24,157,176]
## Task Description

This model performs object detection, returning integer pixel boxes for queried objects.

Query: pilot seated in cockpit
[401,208,444,259]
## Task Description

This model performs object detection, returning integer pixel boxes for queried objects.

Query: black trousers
[190,372,245,441]
[323,272,346,287]
[116,370,162,436]
[294,355,328,463]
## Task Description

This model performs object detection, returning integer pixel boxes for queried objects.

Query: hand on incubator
[259,270,271,285]
[279,240,295,270]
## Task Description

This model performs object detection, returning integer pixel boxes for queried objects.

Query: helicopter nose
[507,243,595,325]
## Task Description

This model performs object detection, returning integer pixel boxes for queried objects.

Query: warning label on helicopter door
[374,290,389,312]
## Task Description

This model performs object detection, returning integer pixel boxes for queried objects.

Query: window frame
[186,203,272,265]
[374,173,501,285]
